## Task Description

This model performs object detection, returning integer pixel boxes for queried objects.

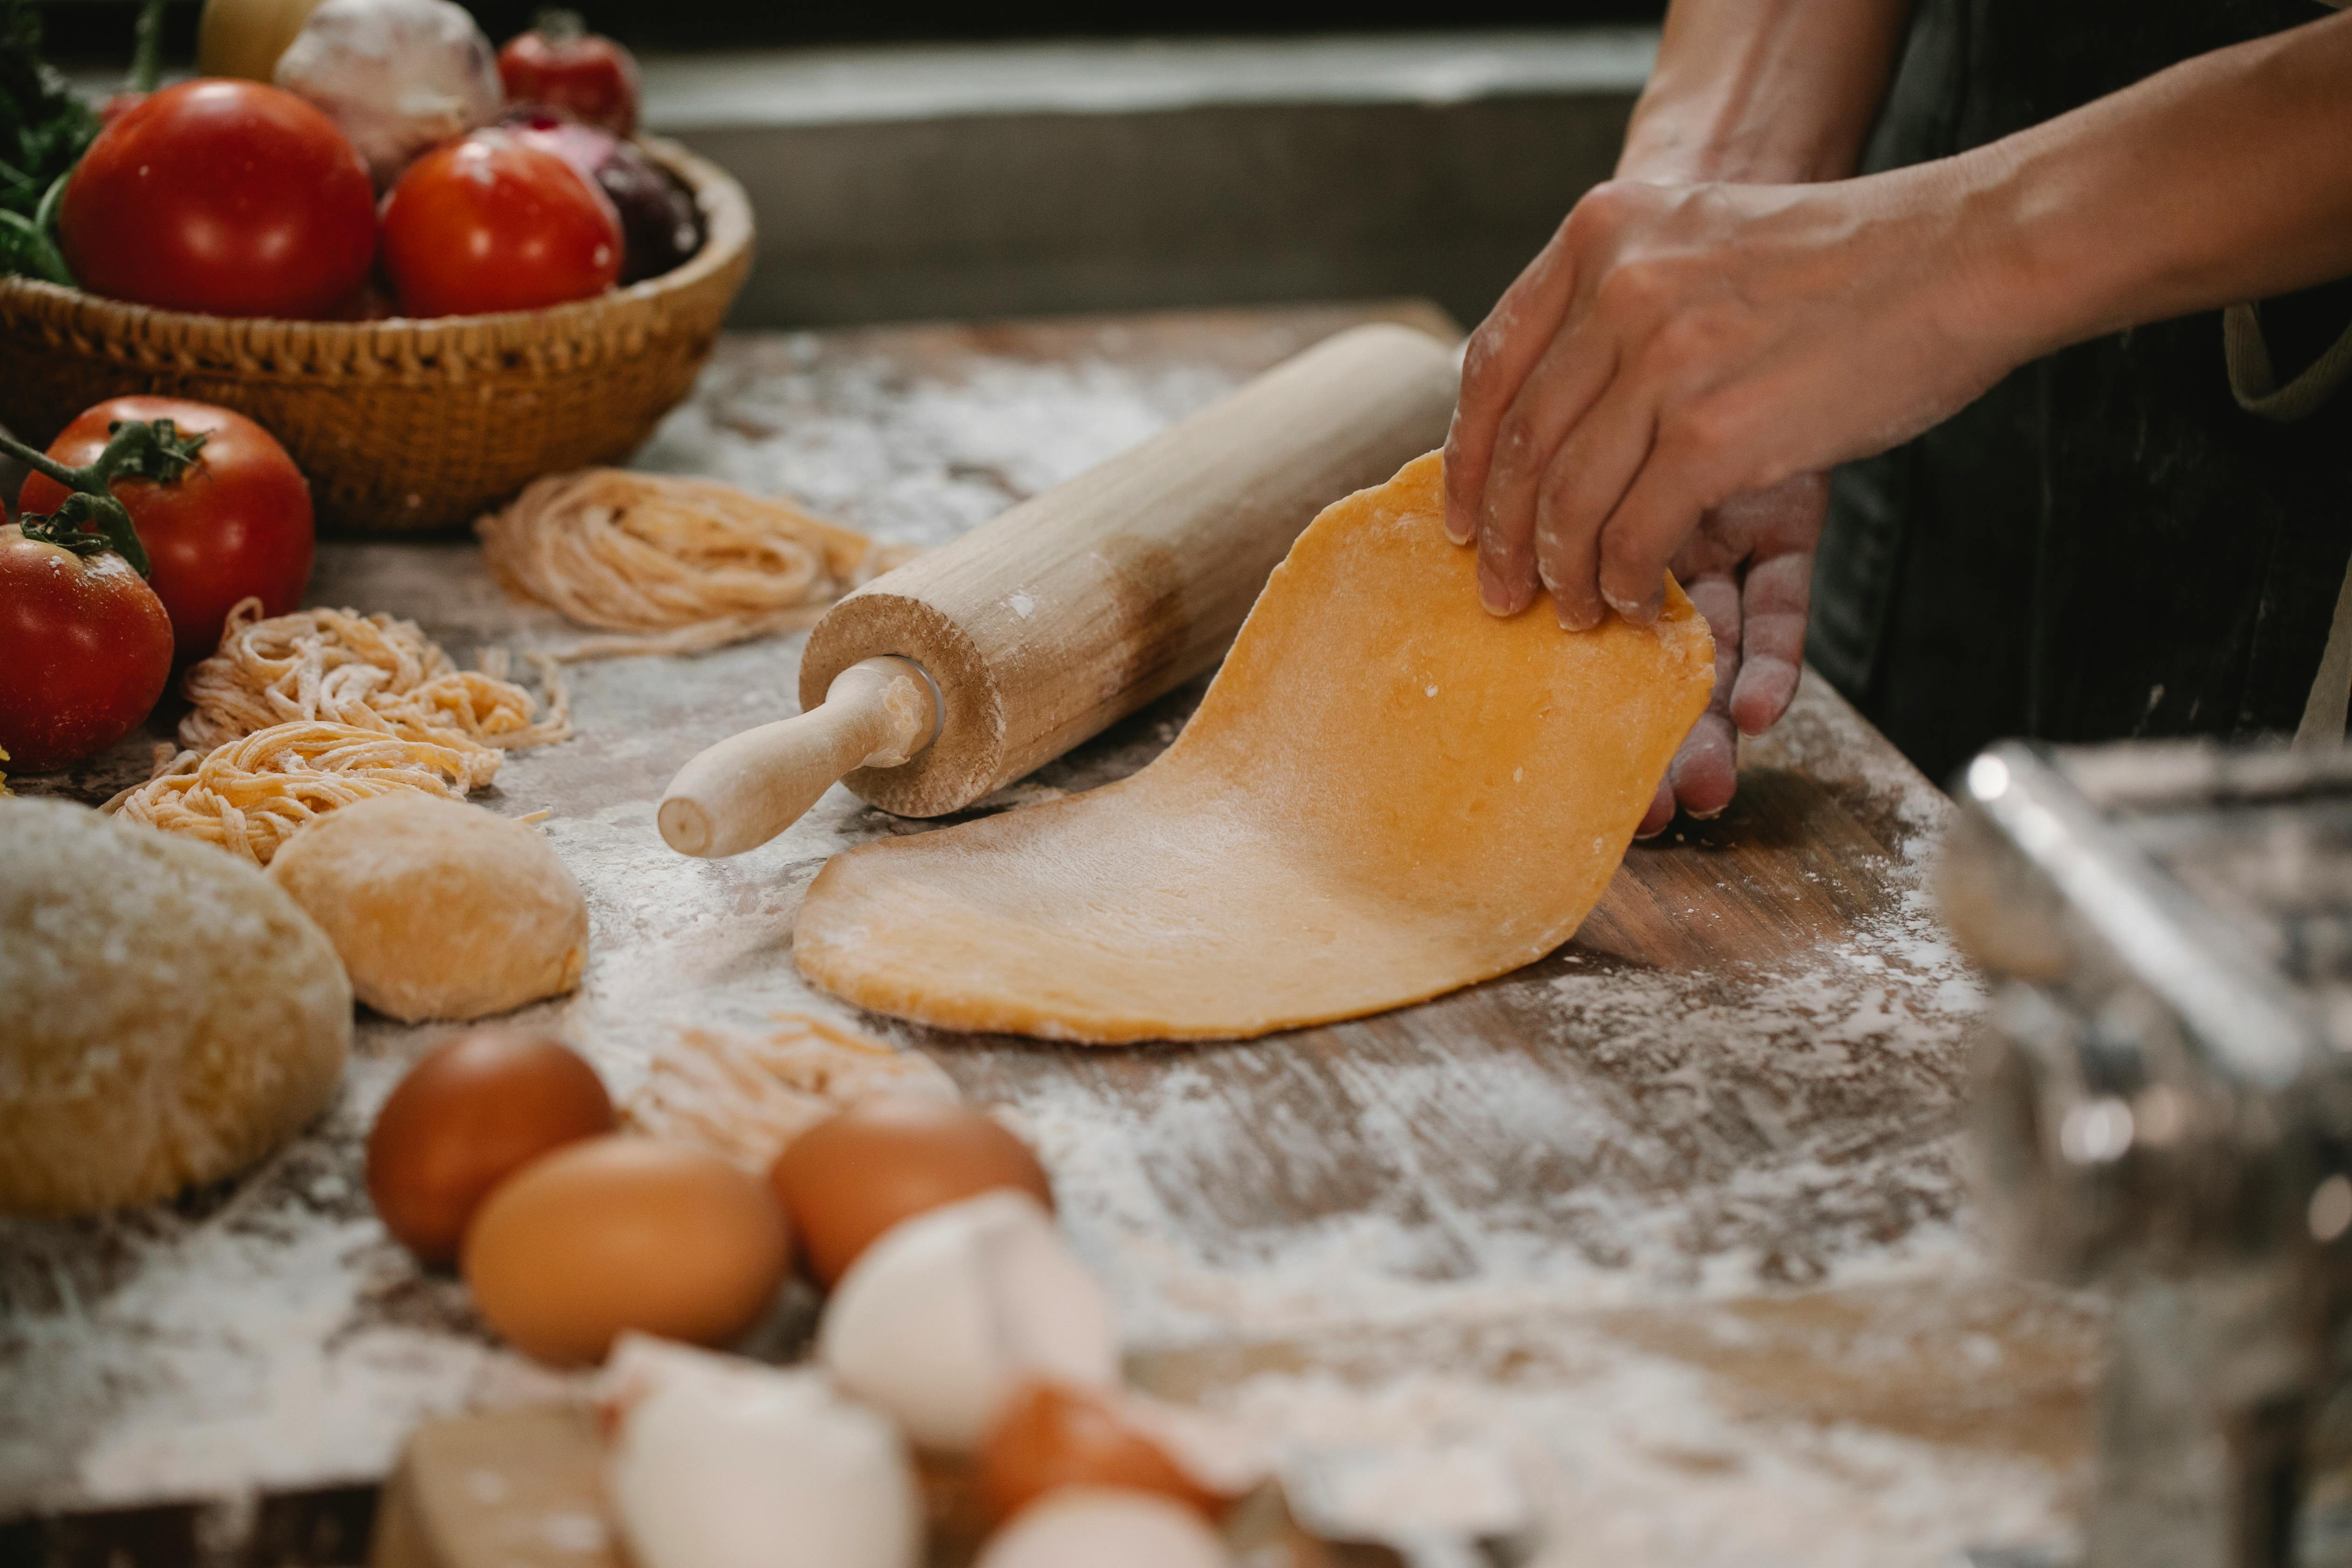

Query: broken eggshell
[602,1335,921,1568]
[817,1189,1119,1452]
[974,1488,1235,1568]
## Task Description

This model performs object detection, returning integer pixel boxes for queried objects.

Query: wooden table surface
[1,301,2096,1568]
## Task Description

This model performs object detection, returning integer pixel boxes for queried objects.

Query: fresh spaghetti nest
[624,1014,959,1171]
[113,602,572,864]
[105,722,492,867]
[179,599,572,756]
[476,469,919,659]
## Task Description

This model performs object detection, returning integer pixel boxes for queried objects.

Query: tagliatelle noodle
[475,469,919,659]
[105,722,492,867]
[179,600,571,756]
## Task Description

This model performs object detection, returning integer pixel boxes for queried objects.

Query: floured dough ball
[0,798,352,1216]
[267,793,588,1023]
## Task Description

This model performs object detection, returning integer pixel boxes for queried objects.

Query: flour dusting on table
[0,311,2074,1566]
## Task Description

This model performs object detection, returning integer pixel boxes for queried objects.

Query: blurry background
[34,0,1666,328]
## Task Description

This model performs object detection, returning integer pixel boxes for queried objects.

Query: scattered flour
[0,322,2063,1566]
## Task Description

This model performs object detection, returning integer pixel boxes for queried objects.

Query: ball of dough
[267,793,588,1023]
[0,798,353,1217]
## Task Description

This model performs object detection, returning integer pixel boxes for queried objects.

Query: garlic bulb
[274,0,499,189]
[818,1190,1121,1452]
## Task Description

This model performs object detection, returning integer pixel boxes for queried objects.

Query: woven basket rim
[0,134,753,349]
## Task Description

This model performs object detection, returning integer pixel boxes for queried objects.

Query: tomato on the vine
[379,131,622,317]
[0,527,174,773]
[497,12,640,135]
[19,399,315,666]
[59,79,377,319]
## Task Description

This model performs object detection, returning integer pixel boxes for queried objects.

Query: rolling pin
[658,322,1460,857]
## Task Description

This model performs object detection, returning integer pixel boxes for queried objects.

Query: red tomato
[20,399,315,666]
[60,80,377,320]
[379,132,622,317]
[0,526,174,772]
[497,13,640,136]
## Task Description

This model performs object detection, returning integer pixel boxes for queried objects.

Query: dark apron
[1807,0,2352,785]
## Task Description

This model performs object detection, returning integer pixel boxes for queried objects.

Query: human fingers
[1589,407,1738,625]
[1530,379,1672,628]
[1476,329,1619,619]
[1669,712,1740,819]
[1445,231,1584,547]
[1632,775,1675,840]
[1668,567,1741,818]
[1729,547,1813,735]
[1715,471,1824,735]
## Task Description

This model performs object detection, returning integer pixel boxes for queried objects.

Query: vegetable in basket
[499,104,704,283]
[380,127,622,316]
[59,80,377,317]
[497,10,639,136]
[0,0,98,284]
[196,0,328,83]
[274,0,501,189]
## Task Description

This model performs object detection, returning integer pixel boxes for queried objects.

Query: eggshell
[818,1190,1117,1452]
[463,1135,790,1365]
[980,1380,1226,1526]
[366,1029,614,1263]
[974,1489,1233,1568]
[604,1336,920,1568]
[770,1095,1053,1287]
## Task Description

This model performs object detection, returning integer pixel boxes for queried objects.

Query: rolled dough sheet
[793,451,1716,1043]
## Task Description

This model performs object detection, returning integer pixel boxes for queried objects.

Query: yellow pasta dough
[792,451,1717,1043]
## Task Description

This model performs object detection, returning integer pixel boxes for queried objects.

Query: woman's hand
[1627,471,1824,835]
[1443,168,2017,634]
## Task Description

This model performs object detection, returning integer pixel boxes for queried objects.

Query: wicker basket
[0,138,752,534]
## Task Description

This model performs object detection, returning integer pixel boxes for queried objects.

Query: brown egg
[769,1095,1053,1288]
[979,1381,1226,1526]
[366,1029,615,1263]
[463,1135,792,1366]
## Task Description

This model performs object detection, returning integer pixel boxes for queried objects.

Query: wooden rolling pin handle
[658,658,941,857]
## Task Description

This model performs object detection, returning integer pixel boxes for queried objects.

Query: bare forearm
[1618,0,1911,183]
[1958,9,2352,359]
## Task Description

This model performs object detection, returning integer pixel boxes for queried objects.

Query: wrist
[1617,109,1852,185]
[1930,135,2120,369]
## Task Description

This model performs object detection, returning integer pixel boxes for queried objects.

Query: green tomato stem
[0,417,206,578]
[19,492,151,577]
[0,427,86,490]
[127,0,166,95]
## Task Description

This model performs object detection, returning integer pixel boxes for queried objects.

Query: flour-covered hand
[1631,472,1823,836]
